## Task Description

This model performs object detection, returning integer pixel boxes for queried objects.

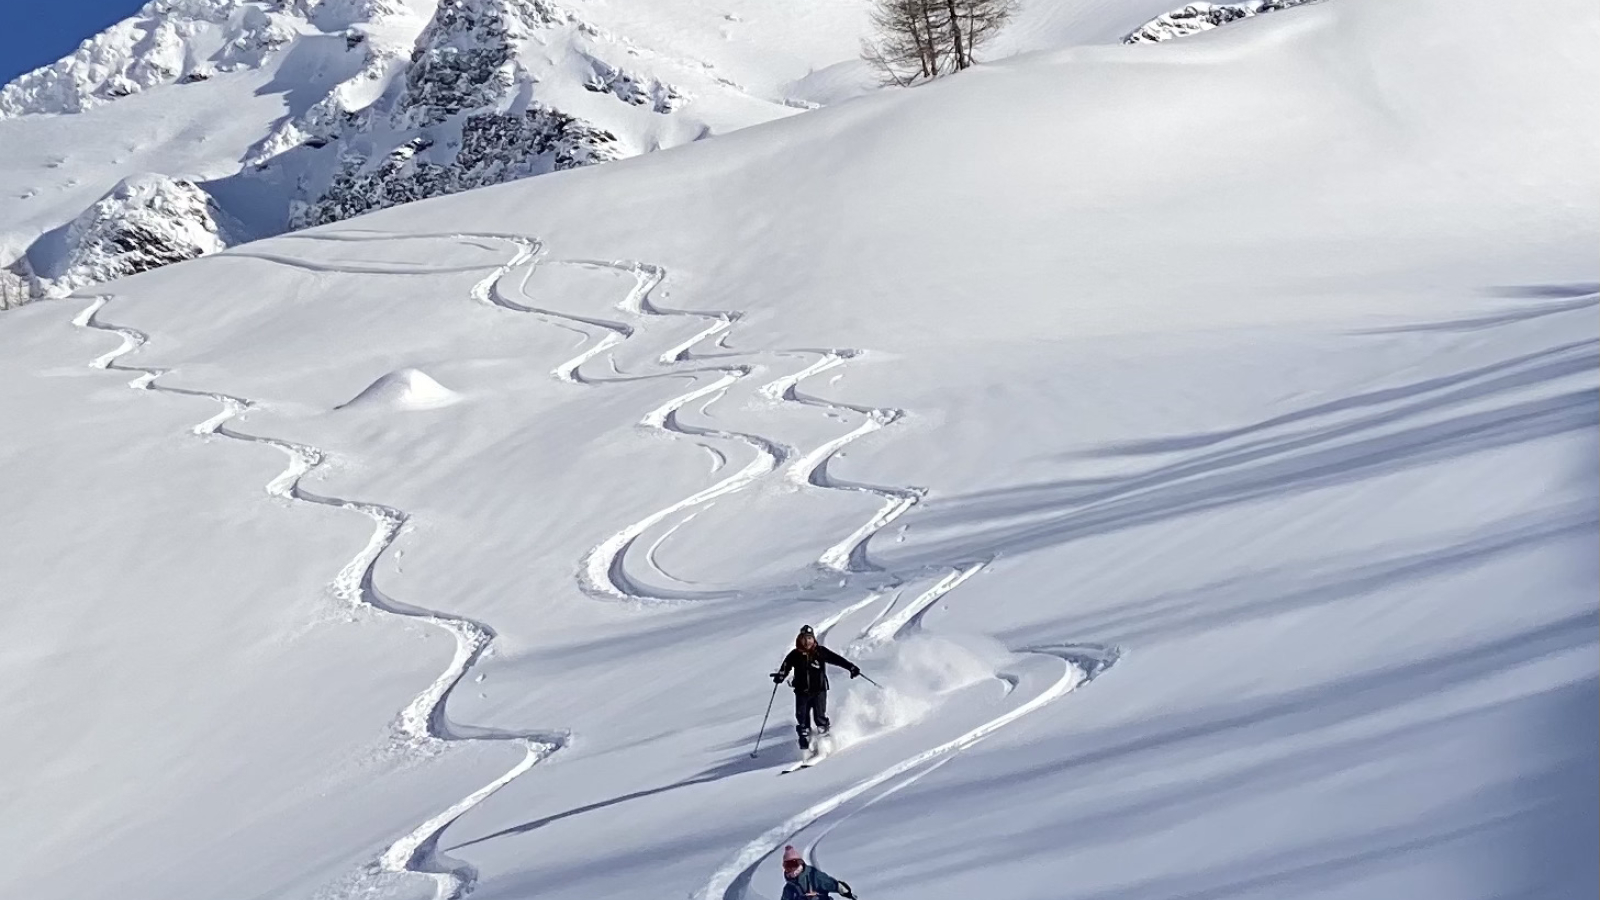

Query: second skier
[771,625,861,751]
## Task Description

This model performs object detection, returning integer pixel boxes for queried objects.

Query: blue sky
[0,1,146,85]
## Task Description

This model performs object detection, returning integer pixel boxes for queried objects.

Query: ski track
[803,753,960,874]
[708,554,1107,900]
[812,592,887,644]
[643,509,708,589]
[700,645,1121,900]
[471,245,935,605]
[73,240,570,900]
[442,234,1058,900]
[73,228,1086,899]
[442,235,1047,900]
[852,560,989,653]
[761,351,926,576]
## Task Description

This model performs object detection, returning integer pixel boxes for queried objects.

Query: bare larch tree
[862,0,1017,86]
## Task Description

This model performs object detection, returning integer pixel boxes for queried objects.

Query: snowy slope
[1,1,1596,900]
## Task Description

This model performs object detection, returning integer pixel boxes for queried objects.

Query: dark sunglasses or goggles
[783,859,803,870]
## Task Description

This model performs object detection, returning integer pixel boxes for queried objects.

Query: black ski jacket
[777,645,858,694]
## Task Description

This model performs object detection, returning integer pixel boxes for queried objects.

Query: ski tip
[780,756,821,774]
[780,756,827,774]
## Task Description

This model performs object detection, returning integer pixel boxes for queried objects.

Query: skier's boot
[797,725,811,751]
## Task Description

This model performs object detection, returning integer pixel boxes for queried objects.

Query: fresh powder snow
[0,1,1595,900]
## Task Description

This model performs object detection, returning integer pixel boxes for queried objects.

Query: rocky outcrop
[581,55,687,114]
[398,0,561,125]
[48,175,245,295]
[282,0,632,227]
[1124,0,1319,44]
[292,105,618,227]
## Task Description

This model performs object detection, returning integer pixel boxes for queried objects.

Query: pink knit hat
[782,845,803,866]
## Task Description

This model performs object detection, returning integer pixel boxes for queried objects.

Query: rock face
[295,106,619,228]
[1124,0,1320,44]
[49,175,245,296]
[282,0,629,228]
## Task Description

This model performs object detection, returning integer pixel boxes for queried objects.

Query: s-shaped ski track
[72,230,571,900]
[481,252,936,606]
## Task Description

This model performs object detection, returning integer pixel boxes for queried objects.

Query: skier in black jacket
[771,625,860,750]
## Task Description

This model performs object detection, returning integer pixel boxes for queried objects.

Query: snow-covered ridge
[0,0,306,117]
[1124,0,1319,43]
[0,0,873,306]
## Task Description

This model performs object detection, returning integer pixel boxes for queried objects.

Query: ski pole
[751,678,781,757]
[858,672,884,689]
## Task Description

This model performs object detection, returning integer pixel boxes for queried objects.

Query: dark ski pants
[795,691,829,745]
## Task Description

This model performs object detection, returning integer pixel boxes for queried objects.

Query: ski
[779,737,833,773]
[780,753,825,774]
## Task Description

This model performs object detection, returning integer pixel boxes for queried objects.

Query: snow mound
[46,174,244,295]
[336,367,460,411]
[1125,0,1320,43]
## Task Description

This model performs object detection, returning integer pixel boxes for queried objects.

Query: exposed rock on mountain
[294,105,618,227]
[44,174,246,295]
[1125,0,1318,44]
[283,0,626,227]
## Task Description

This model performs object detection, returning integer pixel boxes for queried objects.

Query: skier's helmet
[782,845,805,877]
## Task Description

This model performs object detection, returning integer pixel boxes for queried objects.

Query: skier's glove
[771,672,785,684]
[849,667,861,679]
[838,881,855,898]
